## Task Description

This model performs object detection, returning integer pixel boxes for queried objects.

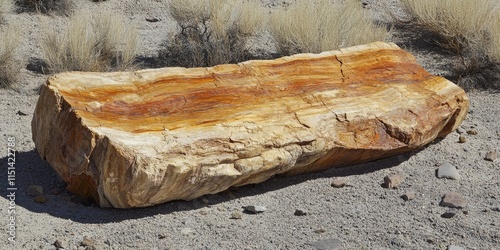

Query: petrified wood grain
[31,42,469,208]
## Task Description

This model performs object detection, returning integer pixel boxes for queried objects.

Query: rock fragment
[383,173,405,189]
[27,185,43,197]
[485,150,497,161]
[305,238,342,250]
[80,236,95,248]
[331,178,346,188]
[458,135,466,143]
[466,129,478,135]
[441,208,458,218]
[230,211,242,219]
[437,163,460,180]
[294,209,307,216]
[34,195,47,204]
[244,205,266,214]
[401,191,415,201]
[54,239,67,249]
[440,192,466,209]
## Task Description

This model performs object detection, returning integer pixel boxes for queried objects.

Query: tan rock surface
[31,42,469,208]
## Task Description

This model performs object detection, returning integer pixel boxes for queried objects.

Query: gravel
[0,0,499,249]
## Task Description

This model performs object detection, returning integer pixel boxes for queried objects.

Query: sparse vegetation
[269,0,388,55]
[41,10,138,73]
[0,24,20,88]
[15,0,73,15]
[397,0,500,89]
[158,0,266,68]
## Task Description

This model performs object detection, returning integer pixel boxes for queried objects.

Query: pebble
[244,205,266,214]
[491,207,500,212]
[294,209,307,216]
[441,208,458,218]
[34,195,47,204]
[437,163,460,180]
[54,239,67,249]
[401,191,415,201]
[331,178,346,188]
[314,228,326,234]
[466,129,478,135]
[440,192,466,209]
[230,211,242,219]
[484,150,497,161]
[80,236,95,247]
[50,188,60,195]
[448,245,465,250]
[458,135,466,143]
[27,184,43,197]
[383,173,405,189]
[306,238,342,250]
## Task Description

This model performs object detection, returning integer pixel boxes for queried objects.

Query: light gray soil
[0,1,499,249]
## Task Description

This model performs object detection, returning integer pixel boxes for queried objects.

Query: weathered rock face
[31,42,469,208]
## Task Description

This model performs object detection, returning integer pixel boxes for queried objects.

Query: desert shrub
[398,0,494,55]
[15,0,72,15]
[268,0,388,55]
[41,10,138,73]
[397,0,500,89]
[158,0,266,67]
[0,24,20,88]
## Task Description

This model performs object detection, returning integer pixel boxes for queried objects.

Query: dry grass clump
[158,0,266,67]
[398,0,500,89]
[0,24,20,88]
[15,0,72,15]
[398,0,494,54]
[269,0,388,55]
[41,10,138,73]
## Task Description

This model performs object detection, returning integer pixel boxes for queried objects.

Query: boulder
[31,42,469,208]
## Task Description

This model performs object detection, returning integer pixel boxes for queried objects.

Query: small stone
[230,211,242,219]
[441,208,458,218]
[50,188,60,195]
[198,210,208,215]
[437,163,460,180]
[306,238,342,250]
[458,135,466,143]
[484,151,497,161]
[201,197,209,204]
[145,17,160,22]
[294,209,307,216]
[80,236,95,247]
[54,239,67,249]
[448,245,465,250]
[383,173,405,189]
[314,228,326,234]
[401,191,415,201]
[440,192,466,209]
[27,185,43,197]
[243,205,266,214]
[34,195,47,204]
[466,129,478,135]
[331,178,346,188]
[491,207,500,212]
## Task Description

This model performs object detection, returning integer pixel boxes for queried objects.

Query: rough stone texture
[383,173,405,189]
[441,192,467,209]
[31,42,469,208]
[437,163,460,180]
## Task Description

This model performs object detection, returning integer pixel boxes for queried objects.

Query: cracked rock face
[31,42,469,208]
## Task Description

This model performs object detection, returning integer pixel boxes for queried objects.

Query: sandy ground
[0,0,499,249]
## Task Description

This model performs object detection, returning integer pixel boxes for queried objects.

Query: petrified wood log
[31,42,469,208]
